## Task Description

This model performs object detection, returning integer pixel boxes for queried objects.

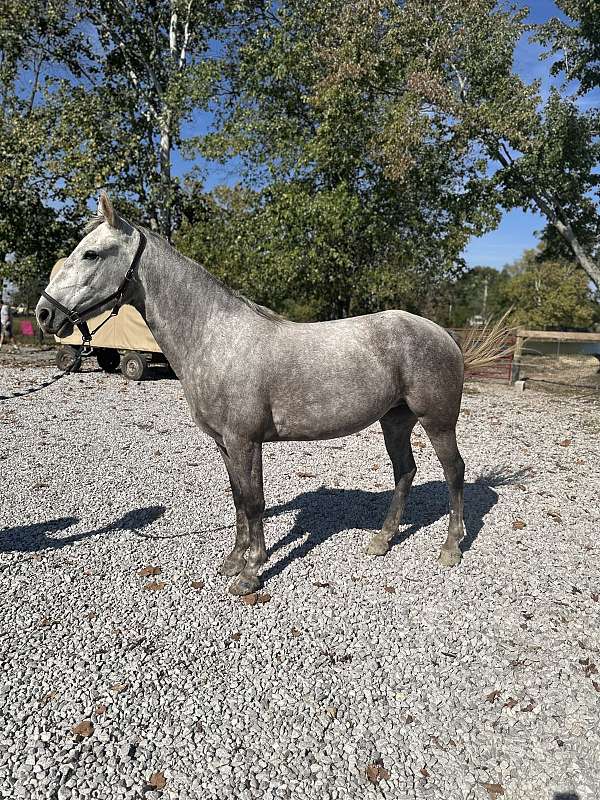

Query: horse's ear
[99,192,116,227]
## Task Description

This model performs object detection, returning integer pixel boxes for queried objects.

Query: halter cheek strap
[42,227,147,345]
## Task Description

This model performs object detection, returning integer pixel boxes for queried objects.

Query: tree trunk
[159,116,172,240]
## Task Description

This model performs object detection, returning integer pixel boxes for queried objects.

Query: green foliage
[503,251,596,330]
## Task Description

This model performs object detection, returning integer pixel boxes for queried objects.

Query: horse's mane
[83,212,287,324]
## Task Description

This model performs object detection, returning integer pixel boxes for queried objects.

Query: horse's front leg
[219,438,266,595]
[217,444,251,577]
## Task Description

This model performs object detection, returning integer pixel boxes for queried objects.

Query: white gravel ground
[1,365,599,800]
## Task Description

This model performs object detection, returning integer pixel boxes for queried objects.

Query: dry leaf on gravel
[290,627,302,637]
[148,772,166,790]
[230,632,241,642]
[405,714,414,724]
[512,519,526,529]
[559,439,572,447]
[32,482,49,489]
[256,593,271,604]
[242,593,257,606]
[313,581,330,588]
[110,682,128,694]
[95,704,107,716]
[296,471,316,478]
[503,697,518,709]
[366,760,390,784]
[384,586,396,594]
[485,690,501,703]
[138,565,161,577]
[191,580,205,590]
[546,510,562,522]
[420,767,430,779]
[592,680,600,693]
[592,593,599,602]
[371,464,379,470]
[143,581,166,591]
[72,720,94,738]
[482,783,505,797]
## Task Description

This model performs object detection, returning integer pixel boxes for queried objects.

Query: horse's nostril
[38,308,50,323]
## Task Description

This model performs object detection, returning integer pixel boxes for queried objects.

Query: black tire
[96,348,120,373]
[120,351,148,381]
[55,346,81,373]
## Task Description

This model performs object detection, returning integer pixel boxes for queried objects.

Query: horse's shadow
[261,466,525,582]
[0,506,166,554]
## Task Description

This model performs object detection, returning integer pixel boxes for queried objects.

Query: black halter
[42,227,147,345]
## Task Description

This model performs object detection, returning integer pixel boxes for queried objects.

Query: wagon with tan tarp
[50,258,169,380]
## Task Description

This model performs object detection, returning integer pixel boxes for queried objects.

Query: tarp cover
[50,259,162,353]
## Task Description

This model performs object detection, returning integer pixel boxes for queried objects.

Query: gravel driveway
[1,366,599,800]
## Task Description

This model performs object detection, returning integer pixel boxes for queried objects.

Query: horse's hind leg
[419,421,465,566]
[365,405,417,556]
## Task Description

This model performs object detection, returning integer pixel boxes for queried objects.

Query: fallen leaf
[384,586,396,594]
[110,682,128,694]
[95,704,107,716]
[420,767,430,779]
[40,690,58,706]
[366,760,390,784]
[584,663,598,677]
[592,593,599,602]
[230,632,241,641]
[85,611,97,620]
[521,702,534,712]
[191,580,205,590]
[296,471,316,478]
[313,581,330,588]
[241,593,258,606]
[592,680,600,693]
[148,771,166,790]
[482,783,505,797]
[559,439,572,447]
[371,464,380,471]
[72,720,94,738]
[32,482,49,489]
[290,627,302,637]
[576,458,585,464]
[512,519,526,530]
[546,510,562,522]
[485,690,501,703]
[143,581,165,592]
[256,593,271,604]
[405,714,414,724]
[138,565,161,577]
[503,697,518,709]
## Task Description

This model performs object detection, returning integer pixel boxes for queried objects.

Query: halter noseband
[42,226,147,345]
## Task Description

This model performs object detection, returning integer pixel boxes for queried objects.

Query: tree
[1,1,228,241]
[199,0,505,318]
[503,253,596,330]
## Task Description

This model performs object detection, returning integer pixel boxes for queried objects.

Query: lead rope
[0,347,84,402]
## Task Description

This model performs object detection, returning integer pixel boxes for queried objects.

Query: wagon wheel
[120,351,148,381]
[55,345,81,373]
[95,348,120,373]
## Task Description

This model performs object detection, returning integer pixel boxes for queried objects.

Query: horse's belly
[269,388,398,441]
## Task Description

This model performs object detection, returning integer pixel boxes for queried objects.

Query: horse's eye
[82,250,98,260]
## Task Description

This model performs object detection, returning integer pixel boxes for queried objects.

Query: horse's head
[36,193,141,337]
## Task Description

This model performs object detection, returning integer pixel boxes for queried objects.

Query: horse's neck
[129,234,242,376]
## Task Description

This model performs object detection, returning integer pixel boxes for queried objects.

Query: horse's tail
[460,310,515,372]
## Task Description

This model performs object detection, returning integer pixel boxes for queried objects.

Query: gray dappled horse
[37,194,506,596]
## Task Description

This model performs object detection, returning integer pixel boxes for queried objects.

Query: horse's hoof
[438,548,462,567]
[229,574,262,596]
[365,535,389,557]
[218,556,246,577]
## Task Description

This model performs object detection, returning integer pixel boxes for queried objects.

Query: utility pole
[482,277,489,322]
